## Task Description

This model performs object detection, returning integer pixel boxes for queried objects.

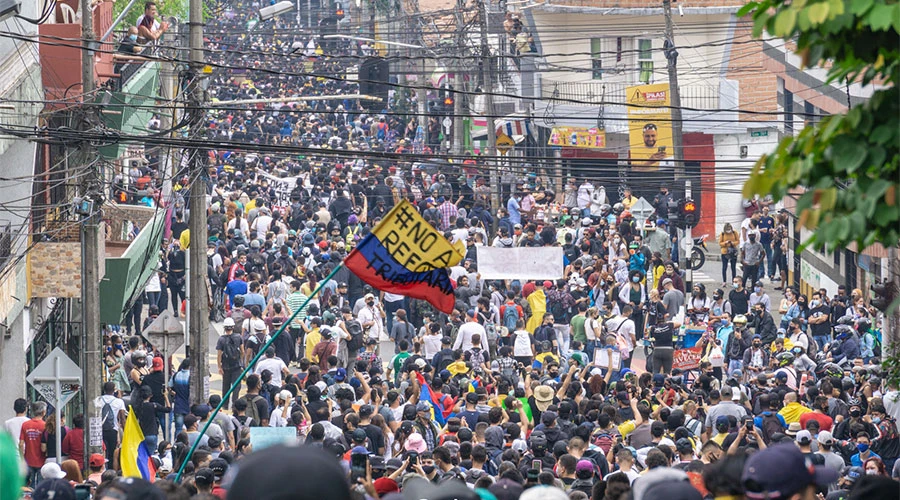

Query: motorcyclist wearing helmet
[770,350,799,391]
[830,321,860,365]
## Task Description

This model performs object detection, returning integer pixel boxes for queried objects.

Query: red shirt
[799,411,833,432]
[20,418,46,468]
[62,428,85,470]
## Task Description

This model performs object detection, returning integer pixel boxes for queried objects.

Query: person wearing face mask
[748,280,771,313]
[750,303,778,347]
[743,333,769,381]
[718,223,740,285]
[850,432,880,466]
[728,277,751,316]
[117,26,142,55]
[708,289,732,326]
[866,403,900,465]
[687,283,712,323]
[740,232,765,289]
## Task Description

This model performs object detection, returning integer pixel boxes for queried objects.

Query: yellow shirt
[618,420,637,437]
[179,229,190,250]
[526,289,547,333]
[305,328,322,361]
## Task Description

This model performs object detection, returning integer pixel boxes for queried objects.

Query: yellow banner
[547,127,606,149]
[627,83,674,170]
[371,200,465,272]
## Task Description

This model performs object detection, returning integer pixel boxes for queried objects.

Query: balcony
[98,60,161,160]
[540,79,720,109]
[38,0,115,107]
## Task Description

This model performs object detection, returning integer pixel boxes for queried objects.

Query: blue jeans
[384,299,404,336]
[173,413,187,437]
[760,242,772,279]
[814,335,831,351]
[157,410,169,441]
[144,434,158,453]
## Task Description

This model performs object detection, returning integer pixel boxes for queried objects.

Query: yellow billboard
[627,83,673,171]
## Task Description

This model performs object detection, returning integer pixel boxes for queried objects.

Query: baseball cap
[742,443,838,499]
[543,280,553,289]
[675,437,694,454]
[489,478,525,500]
[335,367,347,381]
[796,430,812,444]
[89,453,106,468]
[663,277,673,286]
[351,428,367,443]
[817,430,834,445]
[209,458,228,478]
[195,467,216,487]
[40,462,67,479]
[223,317,235,327]
[351,445,370,455]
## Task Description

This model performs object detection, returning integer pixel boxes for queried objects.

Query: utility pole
[187,0,209,406]
[478,1,499,213]
[663,0,691,286]
[452,0,465,154]
[80,0,103,470]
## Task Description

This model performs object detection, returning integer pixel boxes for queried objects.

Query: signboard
[672,347,703,371]
[547,127,606,149]
[627,83,673,171]
[496,133,515,154]
[26,348,82,407]
[629,197,655,224]
[476,247,564,280]
[249,427,298,450]
[89,417,103,447]
[750,129,768,137]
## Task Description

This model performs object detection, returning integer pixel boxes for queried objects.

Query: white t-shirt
[253,215,273,239]
[607,316,636,352]
[94,395,127,431]
[577,183,593,209]
[4,416,28,441]
[453,321,488,352]
[423,334,443,360]
[255,357,288,387]
[269,406,288,427]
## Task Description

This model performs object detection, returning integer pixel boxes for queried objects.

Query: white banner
[256,171,302,209]
[476,247,564,280]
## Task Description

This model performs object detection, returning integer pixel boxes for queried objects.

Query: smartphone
[745,420,753,431]
[658,146,667,152]
[532,459,542,471]
[74,485,91,500]
[350,453,368,482]
[408,451,419,465]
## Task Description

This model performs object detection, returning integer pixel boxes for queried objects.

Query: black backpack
[242,395,265,427]
[760,412,783,444]
[346,319,364,352]
[221,334,242,368]
[100,397,117,431]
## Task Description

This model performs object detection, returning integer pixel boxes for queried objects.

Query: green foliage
[739,0,900,250]
[112,0,189,31]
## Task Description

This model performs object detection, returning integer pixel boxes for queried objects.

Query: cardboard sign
[672,347,703,371]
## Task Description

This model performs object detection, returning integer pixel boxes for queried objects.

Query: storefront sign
[547,127,606,149]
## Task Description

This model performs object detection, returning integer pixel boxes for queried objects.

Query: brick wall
[29,242,82,298]
[104,203,157,242]
[727,19,778,120]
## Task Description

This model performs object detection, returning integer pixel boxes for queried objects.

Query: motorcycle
[689,235,708,271]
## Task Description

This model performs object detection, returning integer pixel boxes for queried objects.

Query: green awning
[98,61,160,160]
[99,209,166,324]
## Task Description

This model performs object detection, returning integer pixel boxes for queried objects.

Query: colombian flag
[121,406,157,482]
[415,371,455,425]
[345,200,464,313]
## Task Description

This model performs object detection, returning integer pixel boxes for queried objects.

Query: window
[591,39,603,79]
[638,39,653,83]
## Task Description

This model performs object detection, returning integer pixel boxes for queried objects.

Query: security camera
[678,5,684,16]
[0,0,21,22]
[259,0,294,21]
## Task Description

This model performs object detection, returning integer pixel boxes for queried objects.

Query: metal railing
[540,79,720,109]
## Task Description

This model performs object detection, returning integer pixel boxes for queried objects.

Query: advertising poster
[627,83,673,171]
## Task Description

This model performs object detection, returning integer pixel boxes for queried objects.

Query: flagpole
[174,263,345,482]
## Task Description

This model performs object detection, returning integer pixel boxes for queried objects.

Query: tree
[739,0,900,365]
[739,0,899,251]
[113,0,188,30]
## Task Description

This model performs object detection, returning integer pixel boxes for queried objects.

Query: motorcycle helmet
[612,203,624,215]
[621,210,632,219]
[570,207,582,218]
[733,314,748,326]
[599,204,612,217]
[529,430,548,454]
[855,318,872,334]
[837,315,855,326]
[776,351,795,367]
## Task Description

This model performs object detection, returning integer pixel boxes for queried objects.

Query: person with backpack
[94,382,126,465]
[216,318,245,411]
[753,394,787,444]
[236,374,270,427]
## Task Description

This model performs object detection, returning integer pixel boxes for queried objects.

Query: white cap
[41,462,66,479]
[250,318,267,332]
[817,430,834,445]
[278,390,292,401]
[223,317,235,327]
[314,381,328,393]
[796,430,812,444]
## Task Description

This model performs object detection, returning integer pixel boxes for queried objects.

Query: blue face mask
[857,443,869,453]
[129,34,138,42]
[632,276,641,283]
[754,287,762,293]
[872,417,881,424]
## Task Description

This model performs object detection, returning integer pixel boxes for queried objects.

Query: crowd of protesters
[3,0,899,500]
